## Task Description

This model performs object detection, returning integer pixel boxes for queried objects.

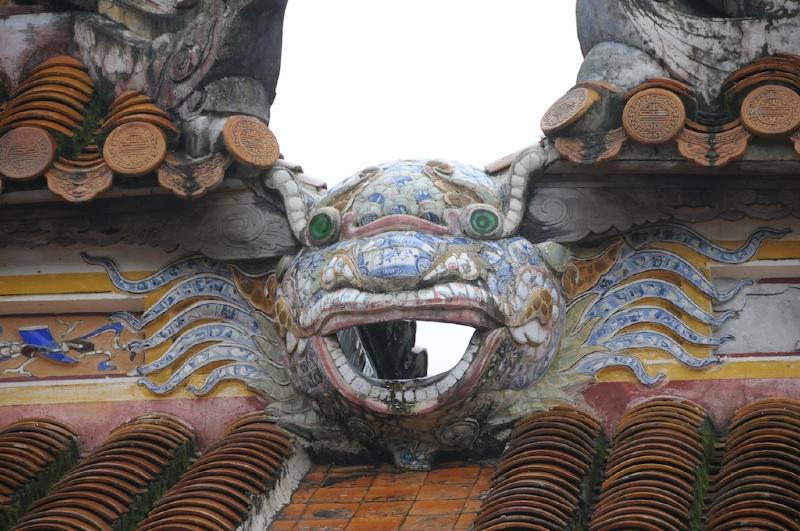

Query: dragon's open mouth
[335,320,479,380]
[296,286,508,415]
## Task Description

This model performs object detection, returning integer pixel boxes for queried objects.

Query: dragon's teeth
[296,338,308,355]
[524,319,545,344]
[452,360,469,379]
[450,282,467,298]
[286,331,297,353]
[419,289,435,302]
[510,325,527,344]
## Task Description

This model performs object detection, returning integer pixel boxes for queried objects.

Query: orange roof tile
[5,400,800,529]
[12,413,194,531]
[0,418,80,529]
[137,412,294,531]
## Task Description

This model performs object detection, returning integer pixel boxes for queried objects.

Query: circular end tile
[103,121,167,177]
[741,84,800,137]
[0,126,56,180]
[623,88,686,145]
[540,87,599,135]
[223,115,280,169]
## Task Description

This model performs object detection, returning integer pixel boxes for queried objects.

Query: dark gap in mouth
[337,321,427,380]
[336,320,477,381]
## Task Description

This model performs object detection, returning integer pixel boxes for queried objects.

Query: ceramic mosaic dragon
[83,145,786,468]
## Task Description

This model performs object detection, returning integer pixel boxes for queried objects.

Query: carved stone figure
[576,0,800,107]
[0,0,286,158]
[3,0,796,473]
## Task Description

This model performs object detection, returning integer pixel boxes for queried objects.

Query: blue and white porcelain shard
[81,253,230,293]
[568,223,785,384]
[577,279,739,330]
[624,225,789,264]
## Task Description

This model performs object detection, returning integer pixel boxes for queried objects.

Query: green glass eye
[309,213,334,242]
[470,209,499,235]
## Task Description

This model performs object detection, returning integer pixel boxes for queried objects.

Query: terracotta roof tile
[0,55,297,202]
[11,413,194,531]
[6,399,800,528]
[546,53,800,167]
[705,398,800,530]
[590,398,713,531]
[0,418,80,529]
[137,412,294,531]
[475,405,604,530]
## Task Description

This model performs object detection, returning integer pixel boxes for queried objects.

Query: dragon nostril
[421,252,483,284]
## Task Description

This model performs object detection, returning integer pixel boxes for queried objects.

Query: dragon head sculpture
[262,154,565,466]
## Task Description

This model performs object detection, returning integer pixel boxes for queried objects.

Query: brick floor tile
[469,483,491,498]
[310,486,368,503]
[276,503,307,520]
[354,500,413,518]
[408,499,465,516]
[321,473,376,489]
[371,471,428,488]
[323,465,379,477]
[291,484,318,504]
[303,465,331,485]
[346,517,405,530]
[424,465,481,485]
[296,519,351,530]
[269,519,297,530]
[364,485,421,502]
[400,514,460,530]
[416,484,472,500]
[303,502,360,520]
[455,512,478,529]
[463,498,482,513]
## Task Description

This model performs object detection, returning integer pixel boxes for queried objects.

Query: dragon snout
[321,254,359,290]
[320,244,486,293]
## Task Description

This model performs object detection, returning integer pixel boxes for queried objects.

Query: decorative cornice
[543,55,800,168]
[0,179,299,260]
[525,142,800,243]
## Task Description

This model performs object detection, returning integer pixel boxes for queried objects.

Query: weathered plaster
[238,446,312,531]
[0,12,73,91]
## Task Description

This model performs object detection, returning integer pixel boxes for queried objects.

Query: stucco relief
[79,154,792,468]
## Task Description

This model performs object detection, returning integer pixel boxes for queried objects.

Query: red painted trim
[581,378,800,437]
[757,278,800,284]
[720,351,800,358]
[0,395,264,453]
[0,373,130,384]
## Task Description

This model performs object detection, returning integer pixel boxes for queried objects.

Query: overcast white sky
[270,2,584,374]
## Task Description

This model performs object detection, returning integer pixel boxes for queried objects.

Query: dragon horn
[500,142,558,236]
[263,161,323,244]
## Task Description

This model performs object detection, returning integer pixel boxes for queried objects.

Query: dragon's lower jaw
[310,325,503,415]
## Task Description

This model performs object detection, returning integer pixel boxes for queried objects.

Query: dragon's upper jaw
[294,281,502,338]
